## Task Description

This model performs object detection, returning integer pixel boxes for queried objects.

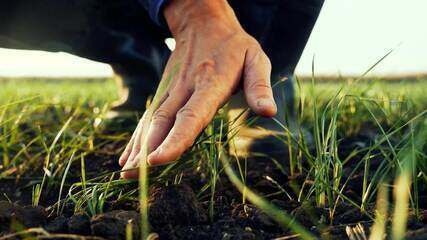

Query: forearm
[163,0,241,36]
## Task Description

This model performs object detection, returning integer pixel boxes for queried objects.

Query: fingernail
[147,149,161,166]
[120,165,132,179]
[257,98,276,109]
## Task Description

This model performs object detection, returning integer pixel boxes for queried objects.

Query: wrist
[164,0,240,36]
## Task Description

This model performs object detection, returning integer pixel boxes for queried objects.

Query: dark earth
[0,121,426,240]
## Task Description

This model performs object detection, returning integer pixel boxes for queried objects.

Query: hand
[119,0,277,178]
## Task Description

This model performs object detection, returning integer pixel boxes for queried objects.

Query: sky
[0,0,426,77]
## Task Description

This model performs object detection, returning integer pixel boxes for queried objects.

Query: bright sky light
[0,0,426,77]
[295,0,427,76]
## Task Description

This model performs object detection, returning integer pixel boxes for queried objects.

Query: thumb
[243,45,277,117]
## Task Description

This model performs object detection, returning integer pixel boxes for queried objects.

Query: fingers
[120,115,146,179]
[119,59,180,178]
[119,116,145,167]
[146,88,191,153]
[118,126,137,167]
[243,45,277,117]
[148,87,221,166]
[119,89,190,178]
[121,160,139,179]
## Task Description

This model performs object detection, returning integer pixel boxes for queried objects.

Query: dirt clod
[0,201,47,233]
[68,213,91,235]
[91,210,140,240]
[44,215,69,233]
[149,184,207,227]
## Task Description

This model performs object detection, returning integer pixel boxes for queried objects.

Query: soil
[0,127,426,239]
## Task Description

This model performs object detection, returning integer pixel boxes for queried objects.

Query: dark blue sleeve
[139,0,168,26]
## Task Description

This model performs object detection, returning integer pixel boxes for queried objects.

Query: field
[0,76,426,239]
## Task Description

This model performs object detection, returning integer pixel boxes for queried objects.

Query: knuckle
[263,54,272,70]
[199,59,216,70]
[247,39,271,69]
[177,107,206,132]
[247,37,261,47]
[132,144,141,153]
[194,59,216,77]
[152,109,172,123]
[177,107,199,121]
[248,81,271,91]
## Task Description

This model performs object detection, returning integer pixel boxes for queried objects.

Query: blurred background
[0,0,426,77]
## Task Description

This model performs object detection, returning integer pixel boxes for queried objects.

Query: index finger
[147,87,223,166]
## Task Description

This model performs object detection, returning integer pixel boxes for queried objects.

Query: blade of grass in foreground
[138,63,180,240]
[392,121,427,240]
[368,183,388,240]
[220,153,316,240]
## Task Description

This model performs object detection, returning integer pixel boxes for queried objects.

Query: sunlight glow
[0,0,425,77]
